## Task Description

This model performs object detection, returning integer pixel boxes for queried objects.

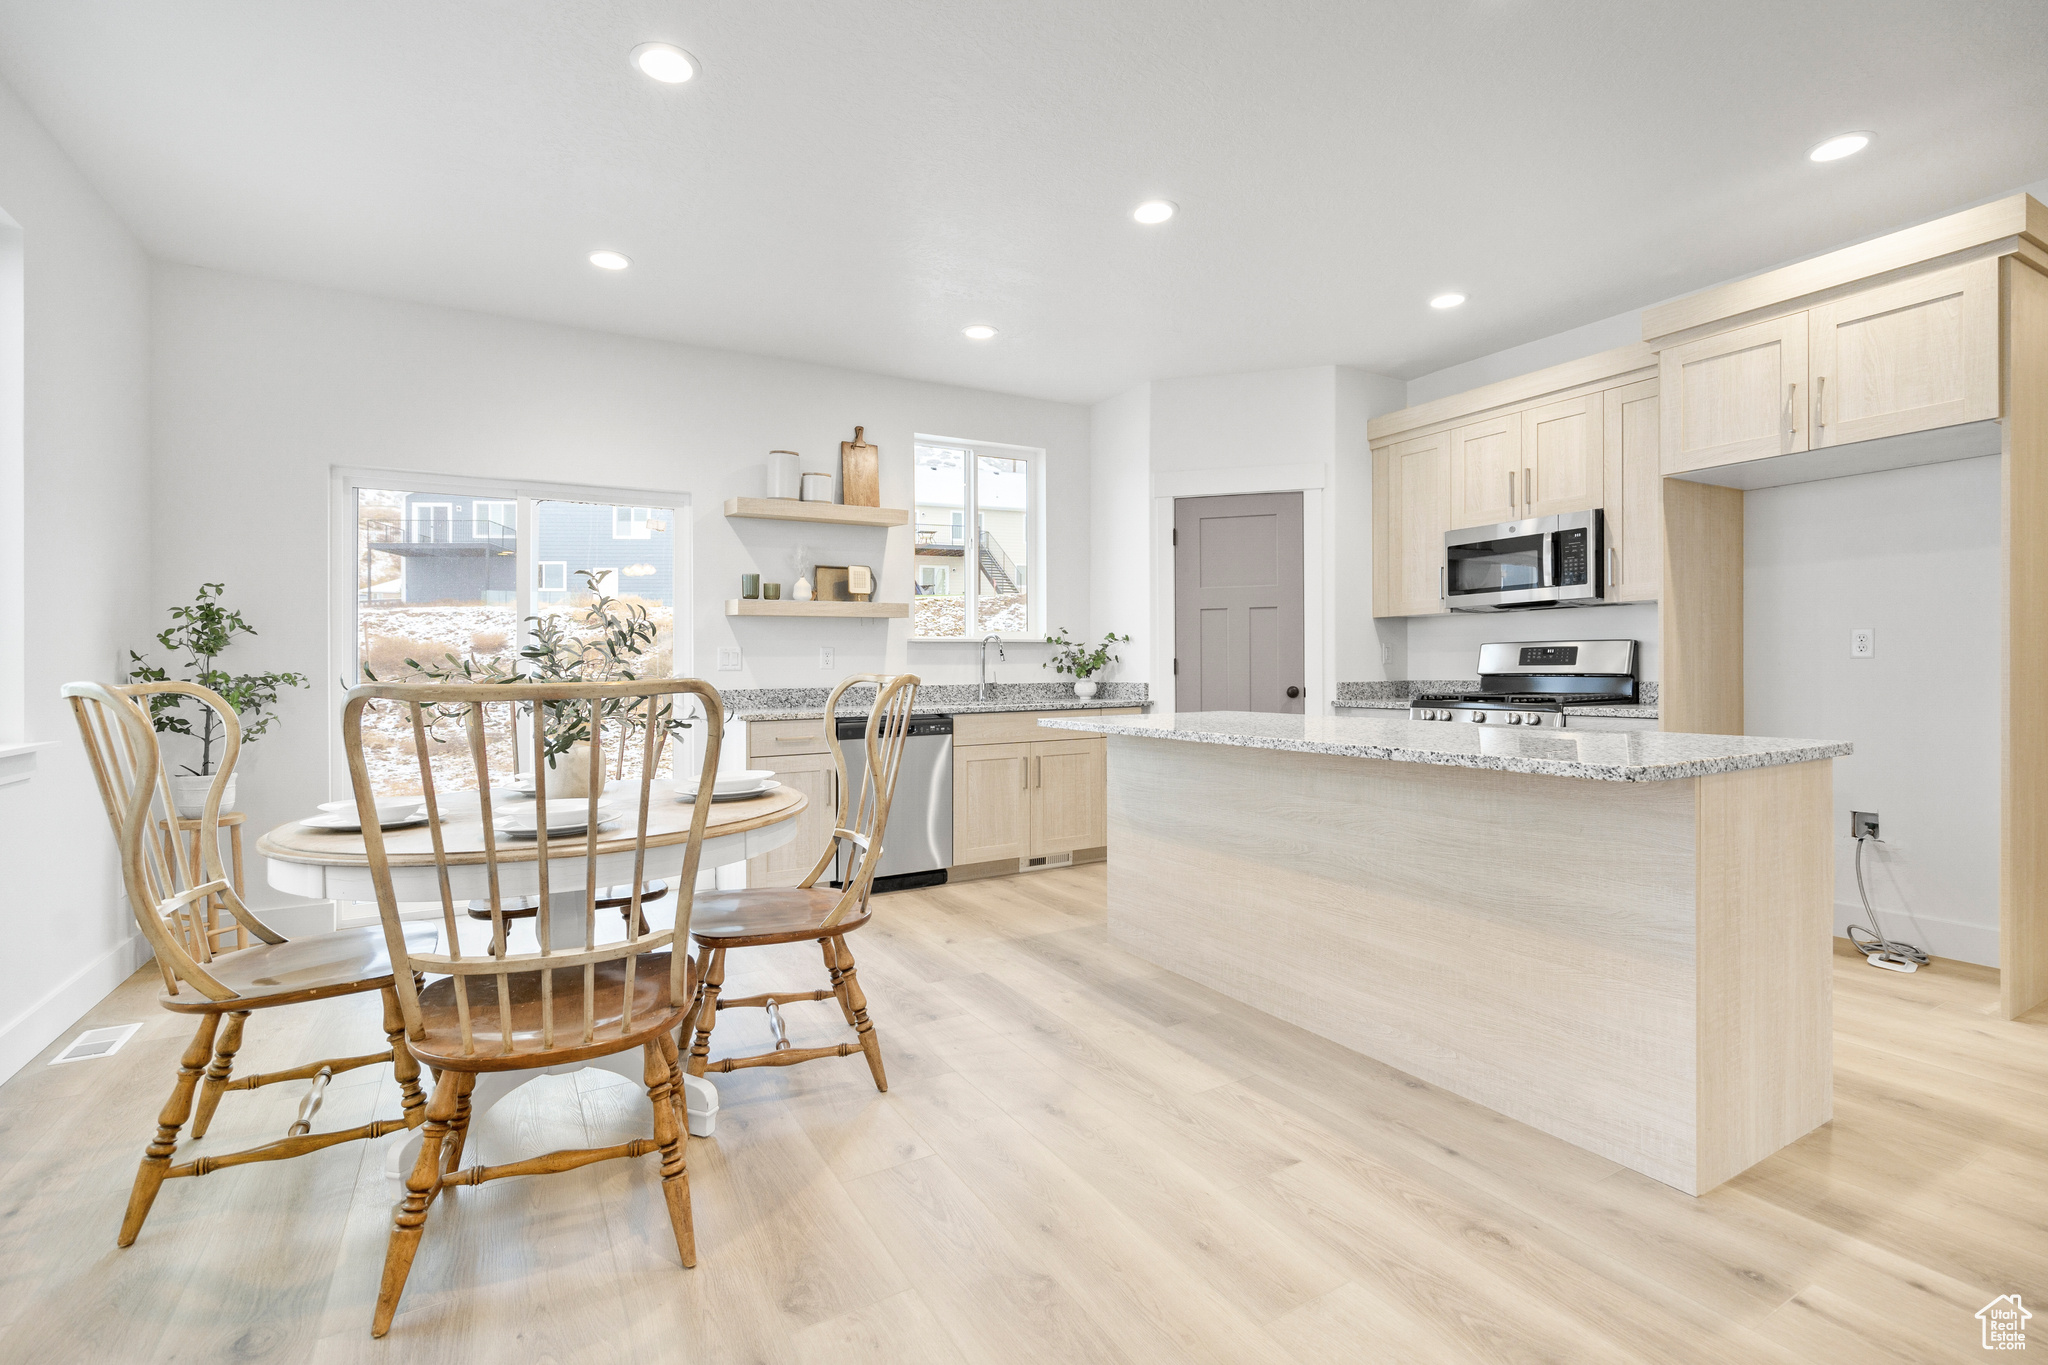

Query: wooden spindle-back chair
[63,680,431,1248]
[685,672,918,1091]
[341,676,723,1338]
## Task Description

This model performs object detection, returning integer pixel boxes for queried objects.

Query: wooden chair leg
[686,946,726,1079]
[383,986,426,1128]
[190,1009,250,1139]
[821,937,857,1026]
[645,1040,696,1267]
[834,938,888,1093]
[443,1071,477,1172]
[372,1069,460,1338]
[119,1012,221,1247]
[656,1030,688,1133]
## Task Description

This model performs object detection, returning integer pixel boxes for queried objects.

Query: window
[410,502,453,543]
[342,475,684,798]
[472,499,515,539]
[588,568,617,597]
[913,439,1039,638]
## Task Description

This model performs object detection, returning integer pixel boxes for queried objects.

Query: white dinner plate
[676,768,777,798]
[300,810,433,832]
[497,817,624,841]
[674,779,782,804]
[494,803,623,835]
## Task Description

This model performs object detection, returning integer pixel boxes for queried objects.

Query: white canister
[801,472,835,503]
[767,450,802,500]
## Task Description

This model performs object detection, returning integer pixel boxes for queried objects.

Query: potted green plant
[370,570,690,793]
[128,583,310,816]
[1043,628,1131,699]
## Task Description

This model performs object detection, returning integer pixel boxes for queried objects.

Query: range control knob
[1507,713,1523,724]
[1469,712,1488,723]
[1521,712,1541,725]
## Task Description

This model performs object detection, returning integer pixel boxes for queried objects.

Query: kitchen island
[1039,711,1851,1195]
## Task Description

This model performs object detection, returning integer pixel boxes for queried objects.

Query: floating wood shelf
[725,599,909,619]
[723,497,909,528]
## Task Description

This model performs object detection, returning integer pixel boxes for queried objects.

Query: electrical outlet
[716,647,742,672]
[818,646,835,670]
[1852,810,1880,840]
[1380,642,1393,665]
[1850,627,1875,658]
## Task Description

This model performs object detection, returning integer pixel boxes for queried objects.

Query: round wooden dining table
[259,780,808,1176]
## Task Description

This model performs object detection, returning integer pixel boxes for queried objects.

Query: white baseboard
[0,930,152,1084]
[1835,900,1998,968]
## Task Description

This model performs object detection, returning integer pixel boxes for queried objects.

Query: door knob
[1285,686,1301,699]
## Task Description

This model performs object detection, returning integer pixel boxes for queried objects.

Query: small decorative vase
[548,742,596,799]
[1073,679,1099,699]
[763,582,782,600]
[170,773,238,818]
[740,573,760,599]
[793,576,814,601]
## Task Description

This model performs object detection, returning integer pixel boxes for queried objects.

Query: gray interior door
[1173,492,1305,713]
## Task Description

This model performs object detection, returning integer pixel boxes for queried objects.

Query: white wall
[1088,383,1152,682]
[0,74,154,1081]
[150,264,1091,916]
[1403,603,1662,683]
[1746,457,2000,964]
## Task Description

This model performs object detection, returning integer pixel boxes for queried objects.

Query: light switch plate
[716,647,742,671]
[818,647,835,669]
[1850,627,1875,658]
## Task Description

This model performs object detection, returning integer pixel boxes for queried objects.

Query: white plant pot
[1073,679,1100,699]
[546,742,597,799]
[170,773,237,819]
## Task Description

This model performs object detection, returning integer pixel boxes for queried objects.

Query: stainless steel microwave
[1443,509,1605,612]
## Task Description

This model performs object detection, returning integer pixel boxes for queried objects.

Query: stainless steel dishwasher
[832,713,952,892]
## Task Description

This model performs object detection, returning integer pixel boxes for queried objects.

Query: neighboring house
[911,455,1028,599]
[385,495,675,605]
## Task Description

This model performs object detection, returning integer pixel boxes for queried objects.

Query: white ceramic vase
[793,576,814,601]
[170,772,238,819]
[1073,679,1099,699]
[547,742,597,799]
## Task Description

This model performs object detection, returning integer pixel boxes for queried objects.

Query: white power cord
[1844,832,1928,973]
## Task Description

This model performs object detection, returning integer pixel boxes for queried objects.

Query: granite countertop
[725,682,1149,723]
[1038,710,1849,783]
[1333,698,1661,720]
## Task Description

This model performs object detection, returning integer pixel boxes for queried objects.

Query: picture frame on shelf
[813,564,873,602]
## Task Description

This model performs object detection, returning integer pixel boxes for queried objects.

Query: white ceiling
[1,1,2045,404]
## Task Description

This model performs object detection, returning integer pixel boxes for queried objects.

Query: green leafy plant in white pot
[1043,628,1131,699]
[128,583,309,817]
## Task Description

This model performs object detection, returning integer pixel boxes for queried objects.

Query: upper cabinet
[1809,257,1999,447]
[1369,344,1658,619]
[1521,393,1606,517]
[1602,379,1661,603]
[1373,430,1452,617]
[1659,314,1809,473]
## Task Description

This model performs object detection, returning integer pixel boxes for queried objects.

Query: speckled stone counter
[1073,706,1840,1194]
[1039,710,1845,782]
[726,681,1148,722]
[1334,680,1660,721]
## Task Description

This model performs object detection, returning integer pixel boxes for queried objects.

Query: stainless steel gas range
[1409,639,1638,728]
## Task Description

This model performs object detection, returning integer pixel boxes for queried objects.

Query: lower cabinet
[952,735,1110,867]
[744,746,838,889]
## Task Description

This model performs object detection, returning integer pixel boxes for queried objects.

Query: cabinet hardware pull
[1035,755,1042,788]
[1021,758,1028,789]
[1787,381,1798,439]
[1524,466,1533,510]
[1507,470,1514,510]
[1609,544,1617,589]
[774,735,815,744]
[1439,565,1446,602]
[1816,374,1826,431]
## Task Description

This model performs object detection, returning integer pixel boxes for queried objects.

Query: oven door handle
[1541,532,1555,588]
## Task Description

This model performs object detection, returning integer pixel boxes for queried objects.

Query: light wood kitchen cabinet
[1449,414,1521,527]
[743,749,837,888]
[1520,392,1606,517]
[1809,256,1999,447]
[1659,313,1809,473]
[952,737,1108,865]
[952,741,1033,863]
[1601,378,1662,602]
[1030,738,1109,854]
[1374,430,1451,617]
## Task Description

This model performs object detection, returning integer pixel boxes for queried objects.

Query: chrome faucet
[979,634,1005,702]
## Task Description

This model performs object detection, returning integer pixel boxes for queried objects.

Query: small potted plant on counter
[1043,628,1131,699]
[128,582,309,816]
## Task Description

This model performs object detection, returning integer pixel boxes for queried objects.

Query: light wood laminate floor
[2,863,2043,1363]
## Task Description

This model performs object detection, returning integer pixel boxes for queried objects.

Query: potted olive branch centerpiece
[128,582,310,816]
[366,570,692,793]
[1043,628,1131,699]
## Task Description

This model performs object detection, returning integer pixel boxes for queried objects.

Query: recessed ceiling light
[1808,132,1872,163]
[1133,200,1177,225]
[1429,293,1466,310]
[962,325,998,340]
[589,250,631,271]
[630,42,698,84]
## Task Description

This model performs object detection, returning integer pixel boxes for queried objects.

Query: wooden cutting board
[840,425,880,507]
